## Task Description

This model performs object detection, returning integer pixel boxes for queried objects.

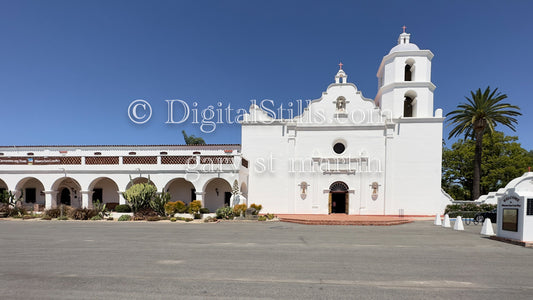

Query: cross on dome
[402,25,406,33]
[338,62,343,70]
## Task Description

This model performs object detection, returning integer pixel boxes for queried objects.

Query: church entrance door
[329,181,349,214]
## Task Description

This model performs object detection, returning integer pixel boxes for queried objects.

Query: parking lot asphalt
[1,219,532,299]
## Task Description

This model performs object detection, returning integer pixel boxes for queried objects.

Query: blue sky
[1,0,532,150]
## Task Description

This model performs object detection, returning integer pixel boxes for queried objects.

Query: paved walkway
[277,214,413,225]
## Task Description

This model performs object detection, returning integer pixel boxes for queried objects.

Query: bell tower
[375,29,436,119]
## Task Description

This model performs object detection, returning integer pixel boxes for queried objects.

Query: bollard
[453,216,464,231]
[480,218,495,236]
[442,214,451,228]
[434,213,442,226]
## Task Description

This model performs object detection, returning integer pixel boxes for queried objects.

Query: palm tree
[446,87,521,200]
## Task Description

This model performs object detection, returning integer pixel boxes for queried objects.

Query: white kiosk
[493,173,533,245]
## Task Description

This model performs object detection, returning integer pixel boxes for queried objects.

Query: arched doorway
[52,177,82,208]
[203,178,232,212]
[89,177,119,207]
[0,179,8,194]
[60,188,71,205]
[164,178,196,204]
[329,181,349,214]
[15,177,45,206]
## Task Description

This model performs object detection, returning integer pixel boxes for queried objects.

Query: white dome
[389,43,420,54]
[389,32,420,54]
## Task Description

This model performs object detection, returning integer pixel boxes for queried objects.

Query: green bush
[118,214,132,221]
[444,203,497,215]
[151,191,170,216]
[114,204,132,213]
[93,200,109,218]
[177,201,188,213]
[90,215,103,221]
[216,206,234,220]
[258,215,267,221]
[265,213,275,220]
[199,207,210,214]
[250,203,262,215]
[184,218,193,222]
[123,182,157,213]
[170,217,177,222]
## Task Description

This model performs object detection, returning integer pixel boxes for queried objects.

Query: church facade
[0,31,450,215]
[241,31,450,215]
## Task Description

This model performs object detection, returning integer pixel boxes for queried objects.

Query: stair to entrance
[277,214,413,226]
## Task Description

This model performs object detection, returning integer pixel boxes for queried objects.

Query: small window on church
[333,143,345,154]
[404,64,412,81]
[404,96,413,117]
[404,59,415,81]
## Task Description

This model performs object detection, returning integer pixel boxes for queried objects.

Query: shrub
[123,182,157,213]
[107,217,114,221]
[170,217,177,222]
[216,206,234,220]
[114,204,132,213]
[265,213,275,220]
[258,215,267,221]
[69,208,97,220]
[444,203,497,215]
[3,206,27,217]
[188,200,202,214]
[176,201,188,213]
[22,215,33,220]
[134,207,158,221]
[199,207,210,214]
[43,208,62,218]
[164,201,177,215]
[150,191,170,216]
[250,204,262,215]
[184,218,193,222]
[90,215,103,221]
[233,204,247,217]
[204,216,217,223]
[93,200,109,218]
[41,215,52,220]
[146,216,160,221]
[118,215,132,221]
[57,216,68,221]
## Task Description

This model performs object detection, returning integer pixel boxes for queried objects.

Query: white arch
[203,178,232,212]
[0,178,8,191]
[88,177,120,205]
[15,177,46,205]
[164,178,196,204]
[125,177,157,191]
[51,177,82,208]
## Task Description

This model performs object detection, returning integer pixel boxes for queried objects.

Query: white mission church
[0,31,451,216]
